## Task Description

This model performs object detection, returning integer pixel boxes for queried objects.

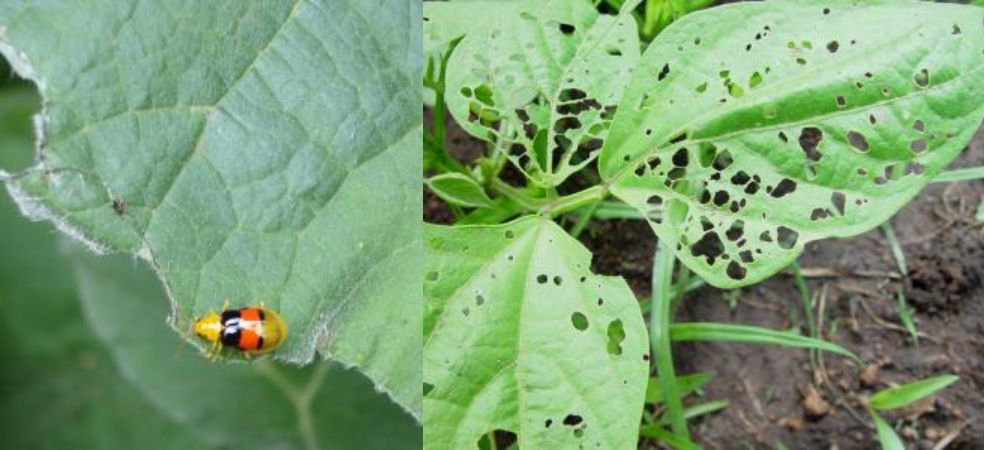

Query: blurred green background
[0,59,421,450]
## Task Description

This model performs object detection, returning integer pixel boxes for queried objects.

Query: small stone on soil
[800,384,831,419]
[859,364,880,387]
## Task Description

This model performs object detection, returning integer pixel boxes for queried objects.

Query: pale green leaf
[0,0,423,416]
[601,0,984,288]
[438,0,640,186]
[869,374,959,411]
[427,172,494,208]
[423,216,648,450]
[646,372,712,404]
[871,412,905,450]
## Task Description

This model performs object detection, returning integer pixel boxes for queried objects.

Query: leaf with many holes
[433,0,639,186]
[0,0,422,417]
[68,246,421,450]
[423,217,647,450]
[600,1,984,288]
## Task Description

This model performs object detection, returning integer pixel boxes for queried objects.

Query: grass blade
[650,239,690,440]
[871,412,905,450]
[638,425,700,450]
[670,322,860,362]
[682,400,729,420]
[869,375,959,411]
[646,373,713,404]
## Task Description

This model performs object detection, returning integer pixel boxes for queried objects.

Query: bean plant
[423,0,984,449]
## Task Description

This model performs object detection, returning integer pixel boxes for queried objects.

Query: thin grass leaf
[638,425,700,450]
[646,373,713,404]
[682,400,729,420]
[670,322,860,362]
[871,412,905,450]
[869,375,959,411]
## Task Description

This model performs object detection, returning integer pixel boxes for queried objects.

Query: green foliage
[427,172,494,208]
[602,0,984,287]
[0,84,420,449]
[423,217,648,449]
[871,413,905,450]
[868,375,959,411]
[669,322,859,362]
[0,0,423,416]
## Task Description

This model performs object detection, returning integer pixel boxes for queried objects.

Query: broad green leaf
[0,90,208,449]
[67,247,421,449]
[427,172,494,208]
[670,322,859,362]
[868,374,959,411]
[871,412,905,450]
[0,0,423,416]
[424,217,648,450]
[601,1,984,288]
[438,0,640,186]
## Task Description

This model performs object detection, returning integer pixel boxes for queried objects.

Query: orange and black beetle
[193,303,287,359]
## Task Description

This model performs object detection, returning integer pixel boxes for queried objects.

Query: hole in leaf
[798,127,823,161]
[558,23,576,35]
[692,231,725,265]
[474,84,495,106]
[835,96,847,108]
[770,178,797,198]
[563,414,584,426]
[952,24,962,35]
[727,261,747,280]
[476,295,485,306]
[749,71,763,88]
[826,41,839,53]
[910,139,927,152]
[545,419,553,428]
[847,131,869,152]
[696,82,708,93]
[553,276,563,286]
[777,226,799,249]
[712,150,734,171]
[672,148,689,166]
[713,191,730,207]
[536,274,548,284]
[571,312,589,331]
[831,192,846,215]
[726,220,745,241]
[778,131,789,143]
[426,271,439,281]
[913,120,925,132]
[731,171,751,185]
[914,68,929,88]
[606,320,626,355]
[658,63,671,82]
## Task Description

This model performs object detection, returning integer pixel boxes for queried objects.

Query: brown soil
[424,102,984,449]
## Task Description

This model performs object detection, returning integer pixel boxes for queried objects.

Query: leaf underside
[0,0,422,417]
[423,217,648,450]
[601,0,984,288]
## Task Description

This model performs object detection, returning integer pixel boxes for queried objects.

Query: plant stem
[790,261,818,368]
[651,238,689,440]
[569,199,601,238]
[880,221,907,276]
[541,185,607,217]
[488,178,544,211]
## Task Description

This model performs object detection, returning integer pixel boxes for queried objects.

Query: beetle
[192,302,287,359]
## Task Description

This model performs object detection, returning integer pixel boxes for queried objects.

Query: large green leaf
[601,0,984,287]
[68,248,421,450]
[0,89,208,449]
[432,0,640,186]
[0,0,422,415]
[423,217,647,450]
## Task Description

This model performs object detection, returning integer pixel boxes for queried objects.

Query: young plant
[864,375,960,450]
[424,0,984,448]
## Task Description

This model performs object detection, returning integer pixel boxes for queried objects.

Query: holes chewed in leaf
[563,414,584,426]
[731,171,751,185]
[770,178,797,198]
[606,320,626,356]
[914,68,930,88]
[798,127,823,161]
[426,271,439,281]
[726,220,745,241]
[672,148,689,167]
[847,131,869,152]
[571,312,588,331]
[713,191,730,206]
[835,95,847,108]
[913,120,925,132]
[712,150,734,171]
[658,63,671,81]
[831,192,846,215]
[558,23,576,35]
[910,139,927,152]
[777,226,799,249]
[726,261,746,280]
[536,274,548,284]
[691,231,725,265]
[826,40,839,53]
[553,276,563,286]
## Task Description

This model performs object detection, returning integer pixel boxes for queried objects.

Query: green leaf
[601,0,984,288]
[0,95,208,449]
[423,1,520,54]
[976,199,984,222]
[868,374,959,411]
[0,0,423,416]
[436,0,640,186]
[670,322,859,362]
[637,425,700,450]
[67,247,421,449]
[427,172,494,208]
[424,216,648,449]
[871,412,905,450]
[646,372,713,404]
